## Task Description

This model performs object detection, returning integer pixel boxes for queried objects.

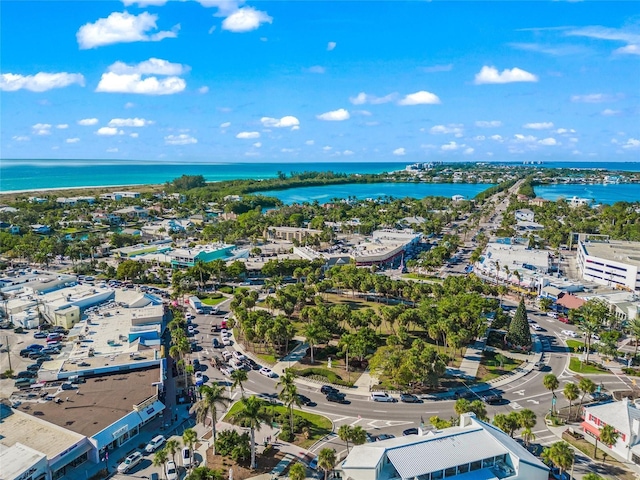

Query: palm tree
[629,317,640,357]
[303,322,327,364]
[543,374,559,415]
[289,462,307,480]
[182,428,197,469]
[338,424,353,454]
[277,369,301,433]
[230,395,271,469]
[153,448,168,479]
[542,441,574,477]
[599,424,620,463]
[564,382,580,420]
[521,427,536,449]
[350,425,368,446]
[575,299,608,364]
[231,369,248,397]
[194,385,230,453]
[165,439,180,464]
[518,409,537,430]
[317,447,337,480]
[578,377,596,408]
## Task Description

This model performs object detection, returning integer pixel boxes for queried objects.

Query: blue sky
[1,0,639,163]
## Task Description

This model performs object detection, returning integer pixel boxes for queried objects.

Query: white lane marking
[373,410,387,413]
[510,402,523,410]
[350,418,363,426]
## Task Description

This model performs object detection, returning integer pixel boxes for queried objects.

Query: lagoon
[534,184,640,205]
[260,182,494,204]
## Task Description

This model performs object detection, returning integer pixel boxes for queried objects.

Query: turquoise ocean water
[261,182,493,204]
[533,184,640,205]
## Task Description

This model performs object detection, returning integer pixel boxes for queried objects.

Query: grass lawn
[568,357,609,374]
[256,353,278,365]
[477,351,523,382]
[223,401,332,449]
[403,273,443,282]
[565,339,585,353]
[562,431,635,480]
[201,296,226,306]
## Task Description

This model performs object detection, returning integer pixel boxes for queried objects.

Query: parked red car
[558,316,570,324]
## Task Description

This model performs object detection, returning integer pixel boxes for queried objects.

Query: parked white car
[222,337,232,346]
[531,324,542,331]
[145,434,166,453]
[221,366,235,376]
[561,330,577,337]
[117,451,143,473]
[166,461,178,480]
[232,351,246,361]
[181,447,193,468]
[221,329,231,338]
[547,312,558,318]
[222,350,233,361]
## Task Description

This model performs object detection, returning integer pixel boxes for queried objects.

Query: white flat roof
[581,240,640,269]
[0,443,46,479]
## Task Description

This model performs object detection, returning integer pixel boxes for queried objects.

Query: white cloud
[392,147,406,156]
[78,118,99,126]
[570,93,614,103]
[538,137,558,146]
[165,134,197,145]
[523,122,554,130]
[220,122,231,128]
[12,135,30,142]
[441,141,461,151]
[281,148,296,153]
[463,147,475,155]
[56,124,69,129]
[327,41,336,51]
[322,145,332,151]
[106,147,119,153]
[473,66,538,84]
[623,138,640,149]
[65,137,80,143]
[475,120,502,128]
[349,92,397,105]
[124,102,135,109]
[222,7,272,32]
[430,124,464,136]
[307,66,326,74]
[236,131,260,139]
[514,134,537,143]
[555,128,576,134]
[566,26,640,56]
[108,117,153,127]
[601,109,621,116]
[32,123,52,135]
[352,110,372,117]
[343,150,354,156]
[615,44,640,55]
[316,108,350,121]
[253,142,261,148]
[77,11,178,49]
[490,135,504,142]
[260,116,300,128]
[198,0,244,15]
[108,58,189,76]
[0,72,85,92]
[305,140,315,146]
[130,132,139,138]
[96,127,124,136]
[96,72,186,95]
[398,90,441,105]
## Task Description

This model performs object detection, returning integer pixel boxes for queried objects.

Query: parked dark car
[193,359,201,371]
[297,394,313,406]
[321,385,339,395]
[245,358,260,370]
[482,394,503,405]
[26,364,40,372]
[28,351,45,360]
[589,392,612,403]
[402,428,419,436]
[42,347,60,355]
[17,370,38,378]
[212,338,221,348]
[326,393,348,404]
[374,434,395,441]
[27,344,44,351]
[400,393,422,403]
[34,331,48,339]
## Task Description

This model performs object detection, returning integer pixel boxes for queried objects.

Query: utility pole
[5,336,11,372]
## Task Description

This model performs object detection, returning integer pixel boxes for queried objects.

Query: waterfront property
[340,413,548,480]
[577,238,640,292]
[168,243,246,267]
[265,226,322,242]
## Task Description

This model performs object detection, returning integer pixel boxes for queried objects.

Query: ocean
[261,182,494,204]
[533,184,640,205]
[2,159,640,194]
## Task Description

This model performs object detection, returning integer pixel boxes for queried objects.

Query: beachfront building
[582,398,640,465]
[577,239,640,292]
[515,208,535,222]
[340,413,548,480]
[111,240,173,258]
[99,191,140,201]
[168,243,238,267]
[265,226,322,242]
[113,206,149,219]
[56,196,95,206]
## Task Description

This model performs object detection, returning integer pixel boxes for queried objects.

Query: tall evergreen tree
[506,299,532,349]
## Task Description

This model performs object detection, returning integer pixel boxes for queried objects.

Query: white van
[371,392,397,403]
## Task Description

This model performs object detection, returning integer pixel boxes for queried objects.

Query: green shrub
[210,292,223,299]
[623,368,640,377]
[279,426,294,442]
[219,286,234,294]
[291,367,354,387]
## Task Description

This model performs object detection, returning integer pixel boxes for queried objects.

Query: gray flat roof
[582,240,640,268]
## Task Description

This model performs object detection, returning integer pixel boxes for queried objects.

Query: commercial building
[475,243,551,289]
[265,226,322,242]
[99,191,140,201]
[582,398,640,465]
[577,239,640,292]
[168,243,243,267]
[515,209,535,222]
[111,240,172,258]
[340,413,548,480]
[113,206,149,219]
